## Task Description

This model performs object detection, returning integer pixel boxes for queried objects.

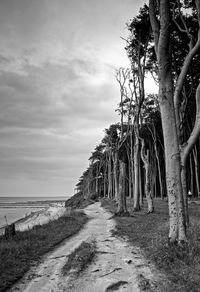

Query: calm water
[0,196,69,228]
[0,196,68,204]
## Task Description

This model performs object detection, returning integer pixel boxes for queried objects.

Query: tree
[149,0,187,243]
[125,6,152,211]
[172,1,200,225]
[89,144,106,198]
[116,68,132,214]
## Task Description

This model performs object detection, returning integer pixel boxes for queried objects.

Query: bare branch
[172,1,194,49]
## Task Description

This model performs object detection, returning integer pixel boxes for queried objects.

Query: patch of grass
[0,211,88,292]
[62,240,96,276]
[101,198,200,292]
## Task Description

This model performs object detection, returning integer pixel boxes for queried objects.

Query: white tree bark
[149,0,187,243]
[141,139,154,213]
[133,135,141,211]
[107,150,113,199]
[117,160,129,215]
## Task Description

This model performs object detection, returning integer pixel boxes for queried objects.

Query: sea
[0,196,68,228]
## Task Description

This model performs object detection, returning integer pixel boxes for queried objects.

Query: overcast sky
[0,0,154,198]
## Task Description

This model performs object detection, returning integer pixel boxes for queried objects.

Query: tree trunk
[180,166,189,226]
[127,149,132,198]
[103,162,107,198]
[149,0,187,243]
[190,154,194,196]
[141,140,154,213]
[153,125,164,199]
[139,158,143,207]
[116,160,129,216]
[95,176,98,196]
[161,87,186,242]
[130,132,134,199]
[108,151,112,199]
[193,147,200,197]
[133,135,141,211]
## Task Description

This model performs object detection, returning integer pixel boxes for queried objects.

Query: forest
[75,0,200,245]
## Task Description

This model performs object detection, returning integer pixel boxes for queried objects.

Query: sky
[0,0,155,198]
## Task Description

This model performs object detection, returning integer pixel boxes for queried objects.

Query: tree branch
[174,7,200,139]
[182,82,200,165]
[149,0,160,55]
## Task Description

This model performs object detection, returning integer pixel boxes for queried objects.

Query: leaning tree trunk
[141,139,154,213]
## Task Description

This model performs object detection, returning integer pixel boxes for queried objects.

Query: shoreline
[0,199,66,207]
[0,207,88,292]
[0,199,66,235]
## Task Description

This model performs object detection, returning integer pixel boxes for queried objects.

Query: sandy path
[9,202,163,292]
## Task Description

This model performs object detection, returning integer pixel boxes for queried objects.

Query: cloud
[0,53,119,195]
[0,0,147,196]
[0,55,119,129]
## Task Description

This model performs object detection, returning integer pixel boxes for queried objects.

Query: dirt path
[9,202,164,292]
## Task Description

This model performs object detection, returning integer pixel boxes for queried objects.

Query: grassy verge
[101,198,200,292]
[62,240,96,276]
[0,210,88,292]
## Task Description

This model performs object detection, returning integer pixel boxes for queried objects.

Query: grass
[0,210,88,292]
[101,198,200,292]
[62,240,96,276]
